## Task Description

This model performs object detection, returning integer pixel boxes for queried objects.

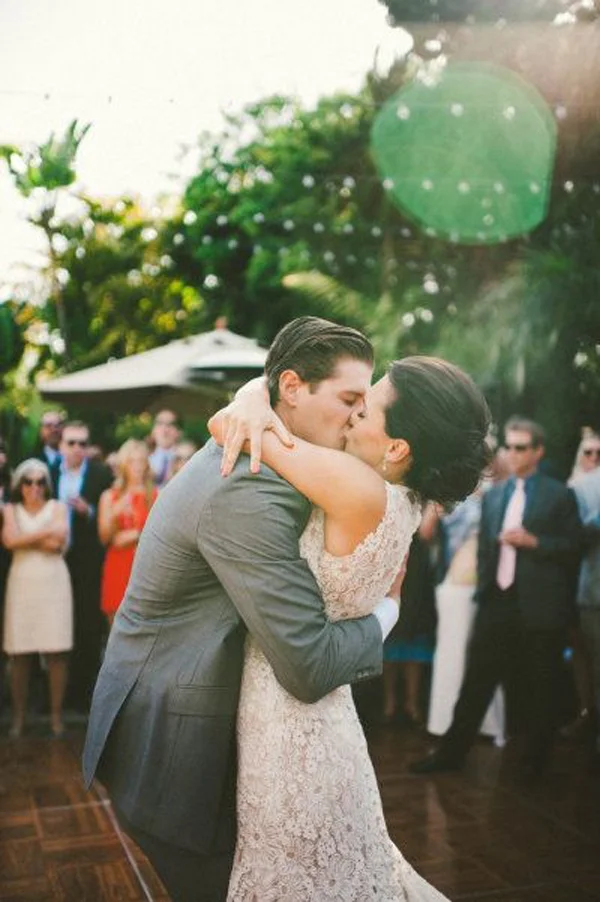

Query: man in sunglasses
[412,416,582,781]
[56,421,113,712]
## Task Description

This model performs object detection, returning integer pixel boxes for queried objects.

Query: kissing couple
[83,316,490,901]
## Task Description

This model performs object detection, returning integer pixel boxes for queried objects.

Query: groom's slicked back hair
[265,317,374,404]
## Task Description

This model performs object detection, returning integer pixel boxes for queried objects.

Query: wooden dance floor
[0,718,599,901]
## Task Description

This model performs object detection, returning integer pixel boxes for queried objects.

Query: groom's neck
[273,400,296,437]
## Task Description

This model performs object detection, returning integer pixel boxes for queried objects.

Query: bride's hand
[208,378,293,476]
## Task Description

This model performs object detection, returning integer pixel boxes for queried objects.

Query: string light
[0,86,594,112]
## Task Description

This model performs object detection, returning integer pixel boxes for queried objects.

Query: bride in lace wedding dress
[213,357,490,901]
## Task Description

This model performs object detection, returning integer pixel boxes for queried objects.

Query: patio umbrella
[39,327,267,416]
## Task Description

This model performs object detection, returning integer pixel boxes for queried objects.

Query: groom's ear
[278,369,305,407]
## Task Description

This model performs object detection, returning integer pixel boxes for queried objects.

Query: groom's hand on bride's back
[207,378,293,476]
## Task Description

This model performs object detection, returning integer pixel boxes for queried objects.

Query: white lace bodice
[227,482,449,902]
[299,482,421,621]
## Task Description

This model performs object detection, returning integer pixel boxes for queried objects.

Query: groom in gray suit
[83,317,401,902]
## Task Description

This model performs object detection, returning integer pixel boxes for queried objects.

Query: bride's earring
[381,457,388,476]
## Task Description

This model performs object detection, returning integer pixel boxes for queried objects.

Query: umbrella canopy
[38,328,268,416]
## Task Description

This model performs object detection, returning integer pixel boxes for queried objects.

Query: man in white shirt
[148,410,181,488]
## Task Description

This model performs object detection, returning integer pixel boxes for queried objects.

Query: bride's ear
[385,438,411,467]
[278,369,304,408]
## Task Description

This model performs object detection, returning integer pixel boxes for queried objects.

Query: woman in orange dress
[98,440,157,626]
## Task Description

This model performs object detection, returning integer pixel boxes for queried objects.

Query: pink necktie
[496,478,526,590]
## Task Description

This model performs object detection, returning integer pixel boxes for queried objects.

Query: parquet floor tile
[0,717,598,900]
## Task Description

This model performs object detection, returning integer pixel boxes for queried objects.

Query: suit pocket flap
[168,685,238,717]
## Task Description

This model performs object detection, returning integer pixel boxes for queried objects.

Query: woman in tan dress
[2,459,72,738]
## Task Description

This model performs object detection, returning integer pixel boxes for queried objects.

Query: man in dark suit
[55,421,113,712]
[411,416,582,780]
[83,318,402,902]
[34,410,64,480]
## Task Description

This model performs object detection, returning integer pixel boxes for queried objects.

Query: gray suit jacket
[82,441,383,854]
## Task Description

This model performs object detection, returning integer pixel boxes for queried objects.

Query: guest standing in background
[412,417,582,780]
[426,491,505,743]
[425,440,513,743]
[34,410,64,480]
[55,421,113,713]
[166,439,199,482]
[561,428,600,740]
[0,437,12,715]
[99,440,157,627]
[2,460,72,738]
[568,465,600,756]
[568,428,600,485]
[148,410,181,488]
[382,528,437,727]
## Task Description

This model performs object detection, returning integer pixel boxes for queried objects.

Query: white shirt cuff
[373,596,400,640]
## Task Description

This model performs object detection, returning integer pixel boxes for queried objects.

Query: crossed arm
[2,502,69,553]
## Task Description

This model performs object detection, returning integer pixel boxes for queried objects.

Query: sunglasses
[65,438,88,447]
[155,419,177,427]
[582,448,600,458]
[22,477,46,487]
[504,443,532,452]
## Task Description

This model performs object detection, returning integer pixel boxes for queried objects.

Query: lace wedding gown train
[227,484,450,901]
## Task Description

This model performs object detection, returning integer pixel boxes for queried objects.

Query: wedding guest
[0,436,11,504]
[0,437,12,713]
[570,466,600,761]
[426,492,505,743]
[2,460,72,737]
[167,439,199,481]
[560,428,600,740]
[34,410,65,478]
[148,410,181,488]
[56,421,113,712]
[411,417,582,780]
[568,428,600,485]
[382,530,436,727]
[99,440,157,627]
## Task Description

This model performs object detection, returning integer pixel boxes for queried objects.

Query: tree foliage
[379,0,571,24]
[0,119,92,363]
[169,93,389,340]
[1,69,599,472]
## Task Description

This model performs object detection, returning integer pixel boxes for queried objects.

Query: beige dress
[228,484,449,901]
[3,501,73,654]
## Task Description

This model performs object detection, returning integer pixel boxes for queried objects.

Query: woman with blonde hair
[2,459,72,738]
[98,440,157,626]
[569,428,600,485]
[562,427,600,739]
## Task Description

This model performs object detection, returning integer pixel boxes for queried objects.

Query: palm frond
[283,270,369,326]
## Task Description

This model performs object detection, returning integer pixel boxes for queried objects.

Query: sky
[0,0,408,283]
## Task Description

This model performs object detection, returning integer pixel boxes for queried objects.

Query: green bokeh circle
[371,62,557,244]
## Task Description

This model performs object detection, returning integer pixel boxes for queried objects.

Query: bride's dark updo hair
[386,357,492,508]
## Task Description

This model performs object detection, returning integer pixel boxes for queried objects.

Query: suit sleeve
[531,488,583,562]
[196,466,383,703]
